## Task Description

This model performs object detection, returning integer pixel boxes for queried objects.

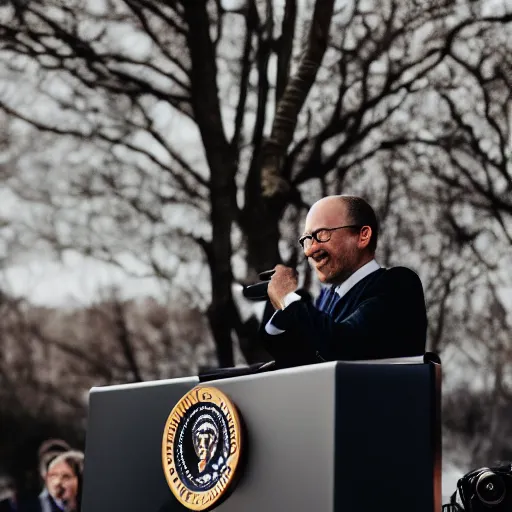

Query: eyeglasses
[298,225,361,249]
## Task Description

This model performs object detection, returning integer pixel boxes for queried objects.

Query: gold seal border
[162,386,243,511]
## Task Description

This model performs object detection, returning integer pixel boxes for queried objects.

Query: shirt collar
[334,259,380,299]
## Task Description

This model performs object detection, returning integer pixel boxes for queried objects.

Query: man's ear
[358,226,372,249]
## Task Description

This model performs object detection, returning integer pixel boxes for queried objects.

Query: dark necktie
[325,285,339,315]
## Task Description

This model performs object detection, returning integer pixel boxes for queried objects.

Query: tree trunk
[242,195,286,277]
[242,147,291,277]
[206,155,238,367]
[183,0,237,368]
[261,0,335,197]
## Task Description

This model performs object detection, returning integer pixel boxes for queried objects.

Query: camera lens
[475,470,506,506]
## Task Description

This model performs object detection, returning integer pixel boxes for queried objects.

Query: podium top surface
[88,356,428,394]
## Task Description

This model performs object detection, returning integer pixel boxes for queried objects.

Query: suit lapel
[330,268,387,318]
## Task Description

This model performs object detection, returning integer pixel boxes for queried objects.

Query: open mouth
[311,250,329,268]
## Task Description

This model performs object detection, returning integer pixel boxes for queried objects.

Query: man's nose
[303,239,320,257]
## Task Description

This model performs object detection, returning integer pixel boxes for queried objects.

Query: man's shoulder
[366,265,423,288]
[382,265,421,278]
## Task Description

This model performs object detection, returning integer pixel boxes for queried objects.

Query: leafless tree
[0,0,511,375]
[0,288,213,425]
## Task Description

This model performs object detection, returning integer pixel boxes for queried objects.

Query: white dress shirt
[265,259,381,335]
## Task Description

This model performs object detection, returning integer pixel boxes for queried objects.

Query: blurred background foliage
[0,0,511,493]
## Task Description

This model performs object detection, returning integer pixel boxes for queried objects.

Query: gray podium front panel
[82,376,199,512]
[82,363,337,512]
[82,361,439,512]
[206,363,337,512]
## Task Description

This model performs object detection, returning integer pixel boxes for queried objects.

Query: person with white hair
[37,439,72,512]
[45,451,84,512]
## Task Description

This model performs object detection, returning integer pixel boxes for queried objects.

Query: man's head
[300,195,379,285]
[38,438,72,482]
[46,451,84,511]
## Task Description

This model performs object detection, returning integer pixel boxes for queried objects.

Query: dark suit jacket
[260,267,427,368]
[2,495,43,512]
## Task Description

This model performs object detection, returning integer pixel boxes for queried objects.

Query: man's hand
[267,264,298,310]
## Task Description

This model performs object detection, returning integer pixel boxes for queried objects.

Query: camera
[456,464,512,512]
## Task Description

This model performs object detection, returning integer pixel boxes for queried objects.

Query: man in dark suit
[262,195,427,367]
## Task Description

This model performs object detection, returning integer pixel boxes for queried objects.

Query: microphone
[242,269,275,301]
[241,268,311,303]
[242,281,270,301]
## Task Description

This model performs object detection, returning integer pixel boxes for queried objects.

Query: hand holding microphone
[243,265,299,310]
[242,270,275,300]
[267,265,299,310]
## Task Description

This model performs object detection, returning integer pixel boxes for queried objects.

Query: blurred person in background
[0,469,45,512]
[45,452,83,512]
[37,440,71,512]
[0,474,17,512]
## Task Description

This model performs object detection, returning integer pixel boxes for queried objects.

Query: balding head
[302,195,378,284]
[306,195,378,253]
[306,196,347,226]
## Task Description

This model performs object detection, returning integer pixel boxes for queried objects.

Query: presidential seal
[162,386,244,511]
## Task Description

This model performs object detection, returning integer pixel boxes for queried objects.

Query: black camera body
[457,464,512,512]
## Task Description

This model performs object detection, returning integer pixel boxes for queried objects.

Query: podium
[81,359,441,512]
